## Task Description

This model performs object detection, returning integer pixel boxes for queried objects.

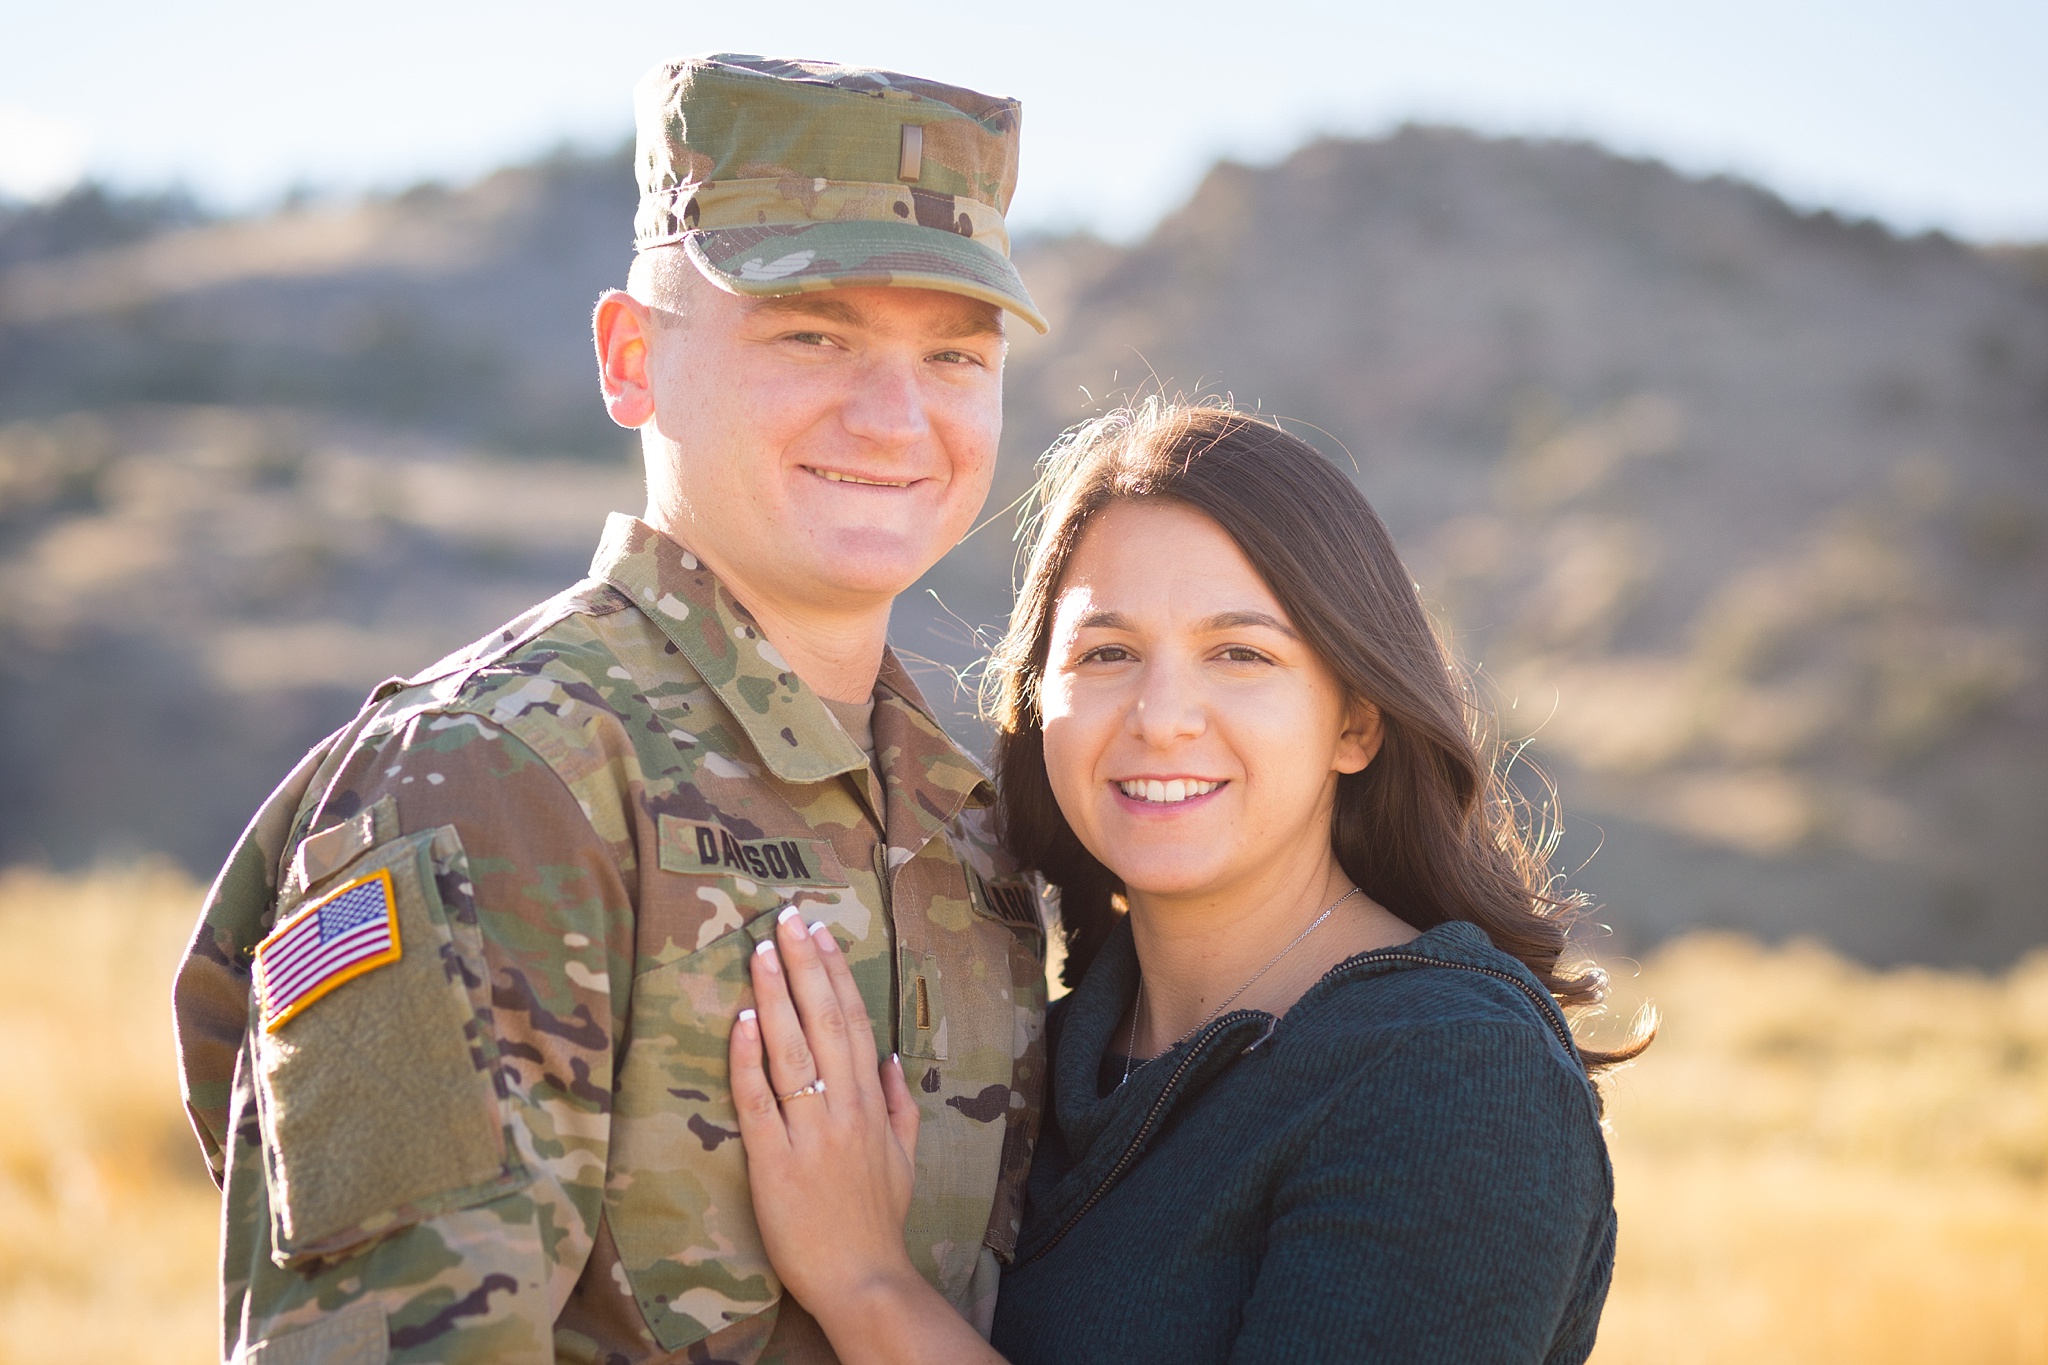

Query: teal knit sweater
[991,919,1616,1364]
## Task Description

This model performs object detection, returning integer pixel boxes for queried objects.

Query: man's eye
[786,331,835,347]
[930,349,984,366]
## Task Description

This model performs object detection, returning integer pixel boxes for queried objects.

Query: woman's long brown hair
[987,400,1651,1069]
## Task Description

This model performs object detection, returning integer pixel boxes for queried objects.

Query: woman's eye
[1078,644,1134,665]
[1220,646,1271,664]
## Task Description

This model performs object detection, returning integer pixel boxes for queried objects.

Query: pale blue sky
[1,0,2043,241]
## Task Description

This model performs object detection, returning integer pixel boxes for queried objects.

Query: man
[174,54,1050,1365]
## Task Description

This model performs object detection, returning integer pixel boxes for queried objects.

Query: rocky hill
[0,150,634,454]
[2,128,2042,967]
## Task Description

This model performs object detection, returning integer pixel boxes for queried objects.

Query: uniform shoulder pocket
[251,824,526,1267]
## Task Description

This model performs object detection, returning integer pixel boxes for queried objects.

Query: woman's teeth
[1117,779,1220,804]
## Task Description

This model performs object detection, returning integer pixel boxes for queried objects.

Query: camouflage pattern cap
[635,54,1047,333]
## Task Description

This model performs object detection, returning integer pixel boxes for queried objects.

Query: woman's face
[1038,500,1382,906]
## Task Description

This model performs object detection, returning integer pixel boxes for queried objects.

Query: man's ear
[593,290,656,429]
[1334,698,1384,775]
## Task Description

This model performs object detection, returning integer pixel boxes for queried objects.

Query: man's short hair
[626,245,697,326]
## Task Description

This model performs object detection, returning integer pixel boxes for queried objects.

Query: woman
[727,403,1649,1363]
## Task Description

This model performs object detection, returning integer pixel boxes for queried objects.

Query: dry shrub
[2,871,2043,1363]
[0,865,217,1365]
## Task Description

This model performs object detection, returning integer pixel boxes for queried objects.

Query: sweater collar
[1019,916,1577,1268]
[1050,917,1143,1158]
[1050,916,1526,1162]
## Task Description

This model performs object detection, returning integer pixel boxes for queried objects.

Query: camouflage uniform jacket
[172,513,1049,1364]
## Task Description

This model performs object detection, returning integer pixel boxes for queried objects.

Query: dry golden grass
[1,870,2042,1363]
[0,865,218,1365]
[1588,934,2048,1364]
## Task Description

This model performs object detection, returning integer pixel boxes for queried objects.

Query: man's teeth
[1118,779,1220,804]
[817,469,909,487]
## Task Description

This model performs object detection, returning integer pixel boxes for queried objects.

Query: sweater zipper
[1018,1009,1264,1267]
[1016,953,1578,1267]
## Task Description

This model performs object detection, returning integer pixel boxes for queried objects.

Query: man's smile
[805,465,917,488]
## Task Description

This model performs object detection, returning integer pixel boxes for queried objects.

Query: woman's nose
[1128,659,1206,747]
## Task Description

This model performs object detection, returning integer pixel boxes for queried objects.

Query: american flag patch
[256,868,402,1032]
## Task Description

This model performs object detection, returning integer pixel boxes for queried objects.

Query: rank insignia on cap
[256,868,402,1032]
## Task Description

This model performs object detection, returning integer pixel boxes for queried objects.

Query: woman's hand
[730,906,924,1314]
[730,906,1010,1365]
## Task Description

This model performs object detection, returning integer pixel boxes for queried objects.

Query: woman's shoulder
[1266,925,1609,1172]
[1287,921,1593,1092]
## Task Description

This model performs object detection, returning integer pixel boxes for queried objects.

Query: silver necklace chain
[1120,886,1361,1088]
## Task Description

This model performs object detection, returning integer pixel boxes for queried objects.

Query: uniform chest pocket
[604,901,787,1353]
[875,864,1048,1298]
[249,824,526,1267]
[899,872,1046,1063]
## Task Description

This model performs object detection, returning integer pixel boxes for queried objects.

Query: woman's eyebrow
[1074,608,1299,637]
[1198,610,1300,638]
[1075,609,1134,631]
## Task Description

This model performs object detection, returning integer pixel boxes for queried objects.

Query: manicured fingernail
[889,1051,900,1066]
[809,922,837,952]
[738,1009,758,1038]
[777,904,801,925]
[755,939,780,973]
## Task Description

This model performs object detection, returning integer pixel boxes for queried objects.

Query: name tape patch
[256,868,402,1032]
[658,816,842,887]
[975,874,1043,930]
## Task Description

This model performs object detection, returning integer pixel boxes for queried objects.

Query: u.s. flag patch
[256,868,402,1032]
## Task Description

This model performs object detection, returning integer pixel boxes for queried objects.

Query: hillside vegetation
[2,129,2045,967]
[1,868,2041,1363]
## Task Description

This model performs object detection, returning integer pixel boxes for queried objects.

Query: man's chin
[777,534,946,604]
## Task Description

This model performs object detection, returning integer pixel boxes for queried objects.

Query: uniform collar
[872,649,995,853]
[591,513,993,816]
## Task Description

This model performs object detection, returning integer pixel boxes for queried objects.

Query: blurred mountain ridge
[0,146,638,455]
[1,125,2042,967]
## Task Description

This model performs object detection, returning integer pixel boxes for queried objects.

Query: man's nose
[840,352,930,449]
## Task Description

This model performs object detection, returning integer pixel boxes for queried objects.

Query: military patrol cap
[633,53,1046,333]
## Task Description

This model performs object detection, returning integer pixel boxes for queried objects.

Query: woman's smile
[1112,777,1226,806]
[1039,499,1380,907]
